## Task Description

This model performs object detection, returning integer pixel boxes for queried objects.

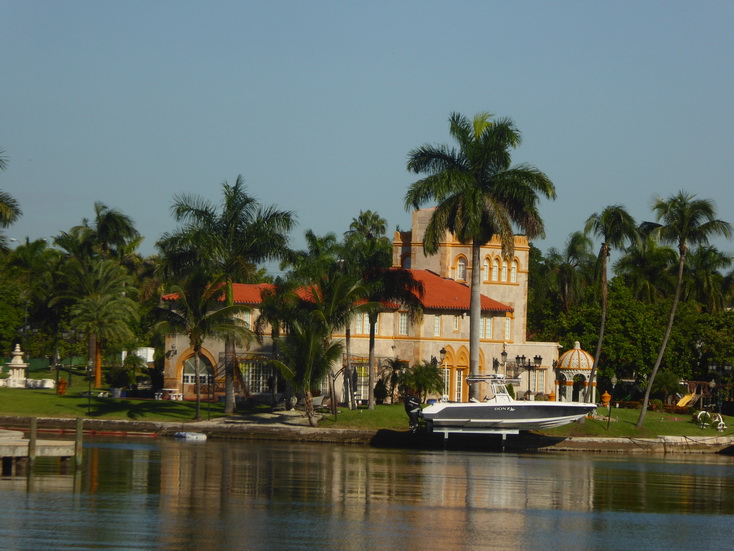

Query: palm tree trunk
[224,337,236,414]
[304,389,317,427]
[344,327,356,410]
[367,313,377,409]
[636,250,686,428]
[469,241,482,401]
[585,247,608,403]
[193,351,201,421]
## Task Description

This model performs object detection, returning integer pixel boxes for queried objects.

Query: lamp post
[439,347,447,398]
[606,374,617,430]
[709,379,718,413]
[515,354,542,397]
[501,347,508,377]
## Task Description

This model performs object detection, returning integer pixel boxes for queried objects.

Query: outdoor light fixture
[439,347,447,364]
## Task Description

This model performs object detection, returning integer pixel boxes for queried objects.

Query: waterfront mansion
[162,209,582,404]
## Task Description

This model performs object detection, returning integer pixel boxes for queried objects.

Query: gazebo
[554,342,597,403]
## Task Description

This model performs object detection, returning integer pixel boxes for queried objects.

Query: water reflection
[2,438,734,550]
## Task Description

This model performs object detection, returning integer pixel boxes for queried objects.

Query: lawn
[0,387,226,422]
[1,388,732,439]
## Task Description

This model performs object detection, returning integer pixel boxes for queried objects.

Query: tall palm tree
[583,205,638,402]
[636,191,732,427]
[157,176,295,414]
[546,231,595,314]
[344,232,423,409]
[405,112,556,398]
[156,271,250,420]
[73,202,141,260]
[346,210,388,240]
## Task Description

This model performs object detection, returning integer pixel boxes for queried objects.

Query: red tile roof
[406,269,513,313]
[161,271,512,313]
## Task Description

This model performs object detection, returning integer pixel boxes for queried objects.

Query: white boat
[173,432,207,441]
[414,375,597,436]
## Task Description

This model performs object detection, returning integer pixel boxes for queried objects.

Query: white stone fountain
[1,344,55,389]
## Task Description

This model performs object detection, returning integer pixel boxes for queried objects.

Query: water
[2,437,734,550]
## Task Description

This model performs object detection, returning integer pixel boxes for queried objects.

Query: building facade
[162,209,581,403]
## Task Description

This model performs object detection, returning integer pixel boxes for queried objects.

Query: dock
[0,418,82,476]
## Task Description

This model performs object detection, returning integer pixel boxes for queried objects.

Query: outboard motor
[404,394,421,433]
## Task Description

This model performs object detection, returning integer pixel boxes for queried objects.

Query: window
[504,317,511,340]
[239,355,276,394]
[457,257,467,281]
[243,311,252,329]
[453,315,459,331]
[483,258,489,281]
[434,315,441,337]
[182,357,213,385]
[501,260,508,282]
[455,370,464,402]
[399,312,408,335]
[442,368,450,398]
[355,312,364,334]
[481,316,492,339]
[492,259,499,281]
[511,261,517,283]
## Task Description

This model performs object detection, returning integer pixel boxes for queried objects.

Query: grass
[0,387,226,422]
[1,388,732,439]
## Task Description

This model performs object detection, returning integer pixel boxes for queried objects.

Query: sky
[2,1,733,274]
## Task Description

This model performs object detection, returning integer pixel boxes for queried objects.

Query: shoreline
[2,414,734,454]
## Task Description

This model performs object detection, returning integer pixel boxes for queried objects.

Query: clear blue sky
[3,1,733,271]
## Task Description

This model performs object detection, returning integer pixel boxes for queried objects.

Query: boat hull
[420,401,596,432]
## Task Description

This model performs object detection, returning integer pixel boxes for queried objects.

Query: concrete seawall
[2,415,733,454]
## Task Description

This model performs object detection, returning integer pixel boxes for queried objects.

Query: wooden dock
[1,418,82,476]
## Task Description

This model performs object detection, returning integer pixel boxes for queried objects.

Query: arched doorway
[180,354,214,398]
[572,374,586,402]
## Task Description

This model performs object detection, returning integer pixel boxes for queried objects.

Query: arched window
[501,260,508,282]
[182,355,213,385]
[482,258,489,282]
[457,257,467,281]
[492,259,499,281]
[511,260,518,283]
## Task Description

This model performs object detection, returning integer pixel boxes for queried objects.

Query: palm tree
[52,258,140,387]
[71,202,141,260]
[614,235,677,303]
[636,191,732,427]
[157,176,295,413]
[398,360,445,404]
[583,205,638,402]
[270,319,344,426]
[682,246,733,313]
[546,231,595,314]
[405,112,556,399]
[346,210,388,240]
[0,149,22,252]
[156,271,250,420]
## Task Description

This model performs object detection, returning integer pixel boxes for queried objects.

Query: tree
[0,149,22,253]
[52,258,140,387]
[398,361,444,404]
[637,191,732,427]
[156,271,250,420]
[157,176,295,413]
[405,112,556,399]
[270,319,344,427]
[682,246,732,313]
[614,235,677,304]
[546,231,595,314]
[583,205,638,402]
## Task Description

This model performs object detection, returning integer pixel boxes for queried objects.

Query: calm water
[1,437,734,550]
